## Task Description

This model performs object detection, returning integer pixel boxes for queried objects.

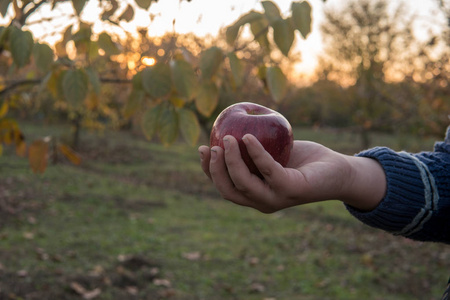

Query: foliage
[0,0,315,172]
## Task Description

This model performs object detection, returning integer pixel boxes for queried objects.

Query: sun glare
[141,56,156,66]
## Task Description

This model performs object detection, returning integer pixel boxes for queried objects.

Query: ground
[0,123,448,300]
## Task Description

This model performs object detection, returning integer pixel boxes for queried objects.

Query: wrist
[341,155,387,211]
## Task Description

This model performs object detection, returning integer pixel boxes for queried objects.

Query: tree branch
[21,0,48,25]
[0,79,42,97]
[0,77,132,97]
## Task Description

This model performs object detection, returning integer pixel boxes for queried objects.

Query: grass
[0,122,449,300]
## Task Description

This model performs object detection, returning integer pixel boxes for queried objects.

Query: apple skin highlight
[210,102,294,178]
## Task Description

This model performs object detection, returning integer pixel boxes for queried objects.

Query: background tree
[318,0,449,147]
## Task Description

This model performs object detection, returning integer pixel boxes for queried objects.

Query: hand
[198,134,386,213]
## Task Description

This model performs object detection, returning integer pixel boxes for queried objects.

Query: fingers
[198,135,295,213]
[241,134,289,189]
[208,144,251,205]
[198,145,211,179]
[222,135,257,192]
[222,135,286,212]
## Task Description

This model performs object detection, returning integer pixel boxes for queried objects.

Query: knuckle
[257,206,277,214]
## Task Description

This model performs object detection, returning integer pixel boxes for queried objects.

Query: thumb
[242,134,286,180]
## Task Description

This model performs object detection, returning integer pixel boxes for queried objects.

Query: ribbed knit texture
[345,126,450,244]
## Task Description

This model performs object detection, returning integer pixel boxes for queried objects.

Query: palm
[285,141,350,202]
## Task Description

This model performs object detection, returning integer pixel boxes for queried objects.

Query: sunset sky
[0,0,445,78]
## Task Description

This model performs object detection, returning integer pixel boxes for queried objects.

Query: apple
[210,102,293,178]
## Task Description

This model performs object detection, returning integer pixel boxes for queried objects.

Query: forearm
[344,145,450,244]
[340,155,387,211]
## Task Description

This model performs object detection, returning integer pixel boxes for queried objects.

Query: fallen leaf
[361,253,374,267]
[82,288,102,300]
[153,278,171,287]
[248,256,260,265]
[27,216,37,224]
[89,265,105,277]
[182,251,201,261]
[23,232,34,239]
[70,282,87,295]
[17,270,28,277]
[70,282,102,299]
[249,282,265,293]
[126,286,139,295]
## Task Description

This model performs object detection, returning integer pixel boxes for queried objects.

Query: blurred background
[0,0,449,299]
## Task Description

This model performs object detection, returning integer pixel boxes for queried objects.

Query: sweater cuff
[345,147,433,237]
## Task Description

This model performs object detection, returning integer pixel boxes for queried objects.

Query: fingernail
[210,149,217,162]
[242,134,251,145]
[223,137,230,151]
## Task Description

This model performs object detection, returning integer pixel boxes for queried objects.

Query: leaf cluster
[0,0,315,171]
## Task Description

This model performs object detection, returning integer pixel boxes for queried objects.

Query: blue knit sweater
[346,126,450,245]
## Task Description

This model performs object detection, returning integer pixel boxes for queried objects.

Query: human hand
[199,134,355,213]
[198,134,386,213]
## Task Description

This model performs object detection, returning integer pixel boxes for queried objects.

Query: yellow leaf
[58,143,82,165]
[169,96,185,108]
[28,139,48,174]
[178,108,200,146]
[195,82,218,117]
[0,101,8,118]
[0,144,3,156]
[0,119,18,144]
[16,140,27,157]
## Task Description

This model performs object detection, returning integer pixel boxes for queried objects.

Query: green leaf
[227,52,244,88]
[0,26,9,46]
[142,62,172,98]
[199,46,223,80]
[170,59,197,100]
[72,23,91,42]
[250,18,270,52]
[266,66,287,103]
[135,0,152,9]
[47,69,66,100]
[158,103,179,146]
[272,18,295,56]
[141,103,162,140]
[262,1,281,23]
[85,67,101,94]
[178,108,200,146]
[225,11,264,46]
[97,32,120,56]
[33,43,54,73]
[123,89,144,119]
[119,4,134,22]
[291,1,312,39]
[0,0,11,18]
[71,0,87,16]
[236,10,264,27]
[195,82,218,117]
[9,27,34,68]
[132,71,143,90]
[225,25,240,46]
[72,23,92,55]
[88,40,100,60]
[62,69,89,107]
[62,25,73,43]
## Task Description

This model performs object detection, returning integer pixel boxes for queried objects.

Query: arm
[199,129,450,244]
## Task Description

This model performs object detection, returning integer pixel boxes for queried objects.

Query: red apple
[210,102,293,178]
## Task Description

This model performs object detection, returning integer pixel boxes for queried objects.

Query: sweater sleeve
[345,126,450,244]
